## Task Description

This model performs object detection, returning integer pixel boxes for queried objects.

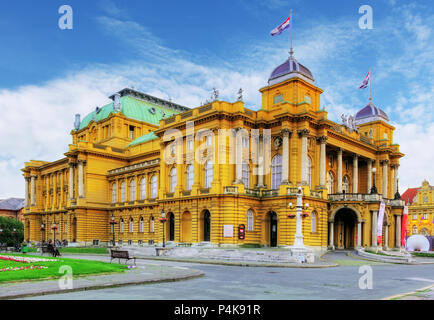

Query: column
[381,160,389,198]
[329,222,334,248]
[353,155,358,193]
[392,164,399,195]
[257,133,265,188]
[52,173,56,209]
[318,136,327,188]
[69,163,75,200]
[384,224,389,250]
[281,129,290,184]
[30,175,36,206]
[60,171,64,207]
[371,211,377,248]
[395,215,401,249]
[337,148,343,193]
[298,129,310,185]
[234,128,243,184]
[367,159,372,193]
[24,177,30,207]
[357,222,362,247]
[78,161,85,198]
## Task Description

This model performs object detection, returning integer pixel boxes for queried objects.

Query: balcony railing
[328,193,405,206]
[262,189,279,197]
[245,188,260,197]
[224,186,238,194]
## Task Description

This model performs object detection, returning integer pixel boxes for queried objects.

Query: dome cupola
[355,101,389,125]
[268,56,314,86]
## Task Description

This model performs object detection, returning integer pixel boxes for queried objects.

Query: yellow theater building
[22,52,406,253]
[402,180,434,237]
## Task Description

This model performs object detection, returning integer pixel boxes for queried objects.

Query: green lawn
[0,254,126,283]
[58,247,109,254]
[411,252,434,258]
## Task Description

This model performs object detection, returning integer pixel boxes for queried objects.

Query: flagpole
[289,9,293,58]
[369,66,372,102]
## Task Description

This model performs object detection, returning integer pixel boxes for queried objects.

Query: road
[25,251,434,300]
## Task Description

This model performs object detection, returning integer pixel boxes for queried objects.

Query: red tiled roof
[401,188,419,205]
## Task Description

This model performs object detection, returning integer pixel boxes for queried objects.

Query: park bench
[110,250,136,265]
[40,246,53,256]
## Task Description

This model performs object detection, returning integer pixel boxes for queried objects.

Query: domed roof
[268,56,314,86]
[355,102,389,124]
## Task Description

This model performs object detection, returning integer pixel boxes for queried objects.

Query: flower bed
[0,265,48,272]
[0,255,57,263]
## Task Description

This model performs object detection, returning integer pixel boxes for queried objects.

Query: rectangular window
[129,125,135,140]
[92,240,99,246]
[273,94,283,104]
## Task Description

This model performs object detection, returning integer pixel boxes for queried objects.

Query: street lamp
[160,209,167,248]
[51,222,58,243]
[11,228,17,250]
[288,187,309,249]
[370,167,378,194]
[109,213,117,246]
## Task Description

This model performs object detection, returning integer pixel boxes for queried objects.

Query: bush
[0,217,24,246]
[239,243,262,248]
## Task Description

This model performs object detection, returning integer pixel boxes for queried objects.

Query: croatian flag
[359,71,370,89]
[270,17,290,36]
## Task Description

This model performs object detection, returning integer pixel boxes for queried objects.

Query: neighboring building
[0,198,25,222]
[22,51,406,252]
[402,180,434,236]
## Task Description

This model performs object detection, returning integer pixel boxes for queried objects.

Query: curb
[382,284,434,300]
[136,256,338,268]
[0,270,204,300]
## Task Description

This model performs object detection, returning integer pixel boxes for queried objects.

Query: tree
[0,217,24,246]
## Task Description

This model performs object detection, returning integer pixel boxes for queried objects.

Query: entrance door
[270,212,278,247]
[72,218,77,242]
[203,211,211,242]
[334,209,356,249]
[169,213,175,241]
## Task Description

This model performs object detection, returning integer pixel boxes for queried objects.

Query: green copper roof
[127,131,158,148]
[78,90,188,130]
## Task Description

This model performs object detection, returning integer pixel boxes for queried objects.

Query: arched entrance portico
[331,208,360,249]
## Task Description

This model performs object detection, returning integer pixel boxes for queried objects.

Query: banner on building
[401,206,408,247]
[377,201,386,245]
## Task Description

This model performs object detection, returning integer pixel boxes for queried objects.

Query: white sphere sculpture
[406,235,430,252]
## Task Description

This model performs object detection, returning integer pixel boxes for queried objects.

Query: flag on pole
[377,201,386,245]
[359,71,370,89]
[270,17,290,36]
[401,206,408,247]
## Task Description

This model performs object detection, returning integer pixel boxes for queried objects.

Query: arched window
[170,167,177,193]
[311,211,317,233]
[150,216,155,233]
[307,156,312,188]
[150,175,158,199]
[140,178,146,200]
[327,171,334,194]
[205,161,213,189]
[186,165,194,191]
[120,218,124,233]
[271,155,282,190]
[129,179,136,201]
[120,181,126,202]
[242,162,250,188]
[129,218,134,233]
[247,209,254,231]
[112,183,117,203]
[139,217,144,233]
[343,176,350,193]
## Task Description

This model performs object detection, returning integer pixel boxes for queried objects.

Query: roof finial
[289,9,294,59]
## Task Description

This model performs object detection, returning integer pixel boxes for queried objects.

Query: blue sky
[0,0,433,197]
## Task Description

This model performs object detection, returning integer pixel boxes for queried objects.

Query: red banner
[401,206,408,247]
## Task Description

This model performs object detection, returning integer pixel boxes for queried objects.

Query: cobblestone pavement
[22,252,434,300]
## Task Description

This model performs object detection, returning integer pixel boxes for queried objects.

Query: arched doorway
[203,210,211,242]
[333,208,358,249]
[266,211,278,247]
[72,217,77,242]
[167,212,175,241]
[181,212,192,242]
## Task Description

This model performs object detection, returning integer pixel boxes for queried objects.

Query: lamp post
[288,187,310,249]
[160,209,167,248]
[109,213,117,247]
[11,228,17,250]
[370,167,378,194]
[51,222,58,244]
[40,223,45,243]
